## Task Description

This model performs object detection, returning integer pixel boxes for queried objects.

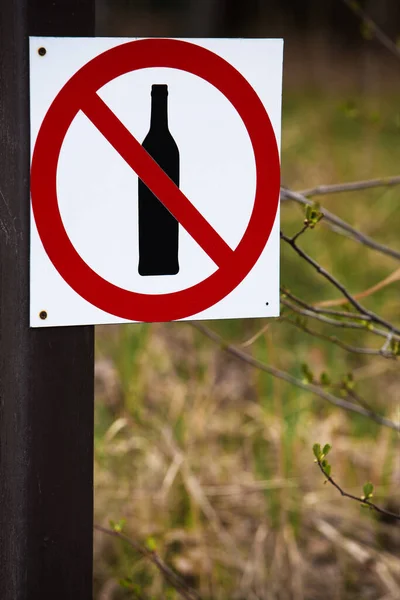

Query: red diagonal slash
[80,93,234,267]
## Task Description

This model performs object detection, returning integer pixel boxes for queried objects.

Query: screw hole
[39,310,48,320]
[38,47,47,56]
[265,302,269,306]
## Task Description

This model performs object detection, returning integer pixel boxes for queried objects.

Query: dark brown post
[0,1,95,598]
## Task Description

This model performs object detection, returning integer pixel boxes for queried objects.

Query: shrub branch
[94,524,202,600]
[313,447,400,522]
[280,231,400,335]
[299,174,400,198]
[281,187,400,261]
[191,323,400,432]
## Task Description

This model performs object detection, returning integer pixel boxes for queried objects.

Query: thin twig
[281,297,400,347]
[282,282,400,325]
[280,231,400,335]
[281,297,392,338]
[343,386,376,414]
[299,175,400,198]
[281,187,400,261]
[291,222,310,243]
[316,461,400,522]
[282,314,396,359]
[340,0,400,62]
[94,524,202,600]
[190,322,400,432]
[279,314,389,409]
[281,287,374,321]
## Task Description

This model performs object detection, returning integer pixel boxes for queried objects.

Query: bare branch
[282,314,397,359]
[316,460,400,522]
[340,0,400,62]
[280,313,394,409]
[281,297,400,346]
[281,287,374,321]
[344,386,377,414]
[291,222,311,243]
[94,524,202,600]
[191,322,400,432]
[282,297,377,331]
[280,231,400,335]
[281,187,400,262]
[299,174,400,198]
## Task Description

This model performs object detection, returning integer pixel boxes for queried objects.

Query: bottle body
[138,85,180,276]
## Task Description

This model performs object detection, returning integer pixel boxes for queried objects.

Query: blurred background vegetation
[93,1,400,598]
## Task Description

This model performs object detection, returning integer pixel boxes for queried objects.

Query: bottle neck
[150,88,169,131]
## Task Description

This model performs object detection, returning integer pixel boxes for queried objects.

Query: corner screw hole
[265,302,269,306]
[39,310,48,320]
[38,47,47,56]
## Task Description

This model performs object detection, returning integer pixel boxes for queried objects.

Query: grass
[93,92,400,599]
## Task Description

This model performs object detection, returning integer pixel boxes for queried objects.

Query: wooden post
[0,1,95,598]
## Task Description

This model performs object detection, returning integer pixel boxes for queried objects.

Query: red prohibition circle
[31,39,280,322]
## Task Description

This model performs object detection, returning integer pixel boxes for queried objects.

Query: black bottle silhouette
[138,84,179,276]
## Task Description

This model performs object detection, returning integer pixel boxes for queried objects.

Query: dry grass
[93,92,400,599]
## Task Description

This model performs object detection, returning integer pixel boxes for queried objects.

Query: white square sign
[29,37,283,327]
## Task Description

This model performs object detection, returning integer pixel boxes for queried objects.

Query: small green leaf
[322,444,331,457]
[324,464,331,477]
[313,443,322,460]
[363,482,374,499]
[305,204,323,228]
[304,203,323,228]
[146,536,157,552]
[115,519,126,533]
[119,578,133,589]
[301,363,314,384]
[321,459,331,475]
[390,338,400,356]
[110,518,126,533]
[343,373,354,391]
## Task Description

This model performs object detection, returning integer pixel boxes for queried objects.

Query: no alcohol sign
[29,37,283,327]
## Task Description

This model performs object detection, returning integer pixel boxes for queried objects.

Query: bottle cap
[151,84,168,96]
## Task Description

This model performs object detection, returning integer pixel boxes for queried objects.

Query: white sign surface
[29,37,283,327]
